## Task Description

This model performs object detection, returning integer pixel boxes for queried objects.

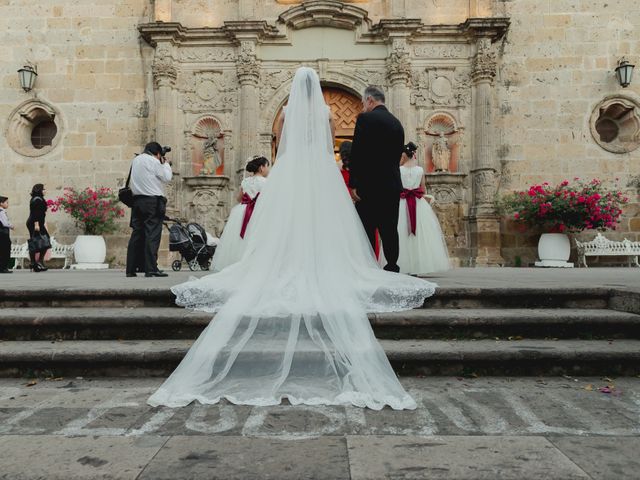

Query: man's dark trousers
[126,196,165,275]
[0,230,11,271]
[355,192,400,269]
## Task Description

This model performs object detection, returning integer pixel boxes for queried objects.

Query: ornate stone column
[236,39,260,174]
[468,36,503,266]
[387,37,412,134]
[152,43,177,147]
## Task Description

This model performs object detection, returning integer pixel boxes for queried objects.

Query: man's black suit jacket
[349,105,405,199]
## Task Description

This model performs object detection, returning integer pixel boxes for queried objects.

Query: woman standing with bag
[26,183,51,272]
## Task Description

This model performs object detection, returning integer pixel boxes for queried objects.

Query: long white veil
[148,67,436,410]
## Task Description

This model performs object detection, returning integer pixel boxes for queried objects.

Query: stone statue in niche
[201,134,223,175]
[432,132,451,172]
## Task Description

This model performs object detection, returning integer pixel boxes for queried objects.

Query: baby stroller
[165,218,217,271]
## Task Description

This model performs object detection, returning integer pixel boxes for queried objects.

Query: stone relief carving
[412,68,471,107]
[179,47,235,63]
[453,68,472,105]
[259,69,295,107]
[431,185,459,203]
[414,44,468,59]
[181,71,238,111]
[190,189,226,236]
[351,68,387,89]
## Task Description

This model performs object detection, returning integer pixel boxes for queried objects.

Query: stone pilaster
[469,35,503,266]
[387,37,412,135]
[236,39,260,173]
[152,42,177,147]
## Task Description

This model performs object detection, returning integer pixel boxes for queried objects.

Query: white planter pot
[72,235,109,270]
[535,233,574,268]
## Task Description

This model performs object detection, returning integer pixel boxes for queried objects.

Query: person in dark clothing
[26,184,50,272]
[0,195,14,273]
[126,142,173,278]
[349,86,405,273]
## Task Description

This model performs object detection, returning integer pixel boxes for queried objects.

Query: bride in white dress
[212,156,269,272]
[397,143,450,274]
[148,67,436,410]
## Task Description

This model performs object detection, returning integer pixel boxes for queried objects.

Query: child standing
[0,196,14,273]
[212,156,270,272]
[396,142,450,274]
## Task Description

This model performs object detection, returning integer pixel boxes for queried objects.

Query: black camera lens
[162,146,172,156]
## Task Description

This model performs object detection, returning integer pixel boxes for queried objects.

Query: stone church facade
[1,0,638,267]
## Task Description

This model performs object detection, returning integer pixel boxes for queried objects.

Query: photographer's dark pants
[0,230,11,271]
[355,191,400,271]
[126,196,166,275]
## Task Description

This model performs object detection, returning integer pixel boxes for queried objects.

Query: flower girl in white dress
[397,142,450,274]
[211,156,269,271]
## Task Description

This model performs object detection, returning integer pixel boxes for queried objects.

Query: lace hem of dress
[171,283,436,315]
[148,389,417,411]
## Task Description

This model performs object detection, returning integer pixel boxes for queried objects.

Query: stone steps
[1,339,639,377]
[1,307,640,340]
[0,285,638,377]
[0,287,615,309]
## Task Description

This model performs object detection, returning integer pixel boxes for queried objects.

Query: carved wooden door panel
[271,87,361,161]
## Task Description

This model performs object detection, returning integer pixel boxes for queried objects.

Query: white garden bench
[10,237,74,269]
[575,232,640,268]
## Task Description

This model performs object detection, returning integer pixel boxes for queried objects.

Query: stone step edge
[2,339,640,363]
[0,308,638,326]
[0,286,623,299]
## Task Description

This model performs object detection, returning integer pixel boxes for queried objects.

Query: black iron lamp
[18,63,38,92]
[615,58,634,88]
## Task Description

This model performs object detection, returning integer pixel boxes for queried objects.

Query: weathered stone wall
[0,0,154,264]
[2,0,638,268]
[493,0,640,265]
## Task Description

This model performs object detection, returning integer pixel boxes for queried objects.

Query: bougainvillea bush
[497,178,629,233]
[49,187,125,235]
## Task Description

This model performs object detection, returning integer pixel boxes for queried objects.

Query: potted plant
[497,178,629,267]
[50,187,125,268]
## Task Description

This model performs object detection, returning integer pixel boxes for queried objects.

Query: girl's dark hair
[339,141,352,168]
[245,156,269,174]
[31,184,45,197]
[0,196,7,203]
[403,141,418,157]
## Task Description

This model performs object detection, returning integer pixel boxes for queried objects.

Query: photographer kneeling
[126,142,172,278]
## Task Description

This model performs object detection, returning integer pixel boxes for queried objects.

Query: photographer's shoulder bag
[118,164,134,208]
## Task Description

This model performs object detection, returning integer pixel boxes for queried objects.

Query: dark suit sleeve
[348,114,367,190]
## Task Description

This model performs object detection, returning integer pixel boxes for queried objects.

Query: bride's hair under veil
[148,66,436,411]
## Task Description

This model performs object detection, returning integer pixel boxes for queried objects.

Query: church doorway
[271,86,362,162]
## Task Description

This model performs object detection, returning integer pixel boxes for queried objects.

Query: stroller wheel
[171,260,182,272]
[200,260,211,271]
[188,259,200,271]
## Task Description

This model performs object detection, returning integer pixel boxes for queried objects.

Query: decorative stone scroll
[183,176,230,237]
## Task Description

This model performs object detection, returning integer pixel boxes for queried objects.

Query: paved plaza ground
[0,267,639,479]
[1,266,639,292]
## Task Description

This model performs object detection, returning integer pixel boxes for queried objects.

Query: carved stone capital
[471,37,497,84]
[387,40,411,85]
[152,44,177,88]
[236,41,260,86]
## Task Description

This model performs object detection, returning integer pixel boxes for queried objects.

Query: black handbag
[28,233,51,253]
[118,165,134,208]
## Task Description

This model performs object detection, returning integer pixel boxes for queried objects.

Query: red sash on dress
[400,188,424,235]
[240,193,260,239]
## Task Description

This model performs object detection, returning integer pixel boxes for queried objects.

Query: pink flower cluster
[50,187,125,235]
[500,178,629,233]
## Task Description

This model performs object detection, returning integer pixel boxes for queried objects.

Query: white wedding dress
[212,175,266,272]
[148,67,437,410]
[397,164,450,274]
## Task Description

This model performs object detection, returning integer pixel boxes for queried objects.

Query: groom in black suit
[349,86,404,272]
